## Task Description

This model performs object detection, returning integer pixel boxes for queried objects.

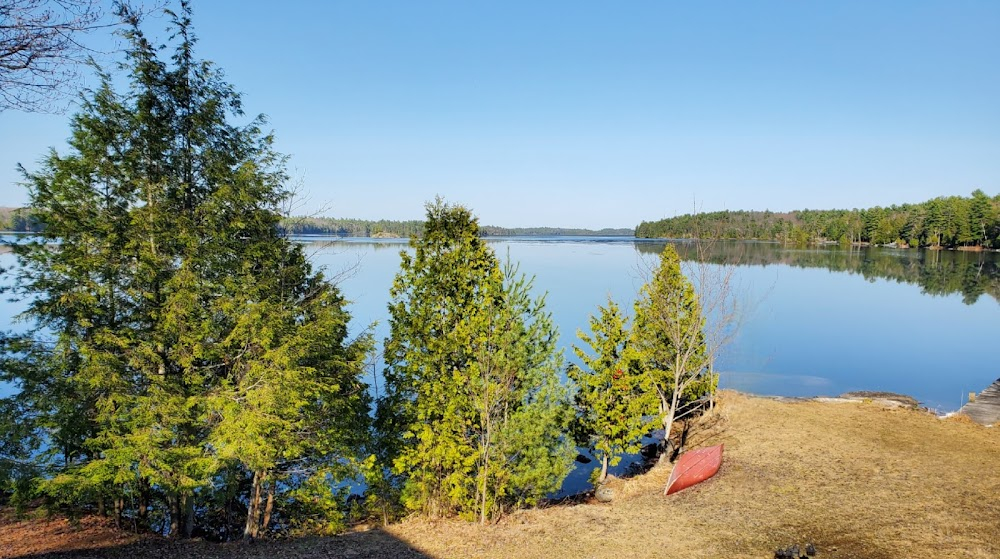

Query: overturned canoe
[664,444,723,495]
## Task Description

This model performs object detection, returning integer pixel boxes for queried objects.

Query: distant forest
[280,216,425,237]
[0,207,39,232]
[274,216,634,237]
[636,190,1000,249]
[0,209,632,237]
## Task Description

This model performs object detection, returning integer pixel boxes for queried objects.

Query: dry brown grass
[386,391,1000,559]
[3,391,998,558]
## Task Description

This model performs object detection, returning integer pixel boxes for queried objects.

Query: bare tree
[0,0,112,112]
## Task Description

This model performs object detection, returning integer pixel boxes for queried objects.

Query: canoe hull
[664,444,723,495]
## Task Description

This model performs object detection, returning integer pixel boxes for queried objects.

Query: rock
[574,453,592,464]
[839,391,919,408]
[594,484,614,503]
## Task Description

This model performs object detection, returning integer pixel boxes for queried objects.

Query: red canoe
[664,444,724,495]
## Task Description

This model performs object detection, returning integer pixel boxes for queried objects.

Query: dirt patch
[4,390,998,558]
[0,510,140,558]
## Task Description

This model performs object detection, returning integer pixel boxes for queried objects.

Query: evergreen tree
[0,2,371,539]
[969,189,993,247]
[634,191,1000,248]
[569,299,651,485]
[377,199,572,522]
[632,246,716,449]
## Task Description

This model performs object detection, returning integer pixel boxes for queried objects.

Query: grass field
[3,391,998,559]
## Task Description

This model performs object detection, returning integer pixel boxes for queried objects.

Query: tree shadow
[7,527,435,559]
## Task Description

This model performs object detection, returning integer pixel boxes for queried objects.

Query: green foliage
[0,2,371,539]
[281,217,425,238]
[569,299,652,485]
[278,215,632,238]
[635,191,1000,249]
[0,207,40,232]
[377,199,573,522]
[280,470,351,537]
[632,246,715,433]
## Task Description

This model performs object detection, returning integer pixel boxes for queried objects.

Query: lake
[3,235,999,492]
[4,236,998,412]
[294,236,1000,415]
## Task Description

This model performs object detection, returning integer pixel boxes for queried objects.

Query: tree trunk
[168,493,180,537]
[261,481,275,537]
[658,392,679,465]
[138,480,150,529]
[114,496,124,528]
[479,421,491,525]
[184,492,195,538]
[656,393,668,457]
[243,470,261,540]
[599,453,609,484]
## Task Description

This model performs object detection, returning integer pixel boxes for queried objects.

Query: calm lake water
[3,235,999,492]
[296,236,1000,415]
[3,236,998,413]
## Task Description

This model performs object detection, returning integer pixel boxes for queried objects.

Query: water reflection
[634,241,1000,306]
[295,235,1000,307]
[4,236,999,412]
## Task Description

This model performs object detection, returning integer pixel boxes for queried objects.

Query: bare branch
[632,239,760,456]
[0,0,162,113]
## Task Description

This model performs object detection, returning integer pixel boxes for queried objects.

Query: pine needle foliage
[632,245,717,438]
[0,1,371,539]
[377,199,573,523]
[569,299,652,485]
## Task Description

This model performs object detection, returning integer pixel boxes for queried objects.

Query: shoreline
[3,389,998,558]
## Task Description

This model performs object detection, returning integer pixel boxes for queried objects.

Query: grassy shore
[3,391,998,559]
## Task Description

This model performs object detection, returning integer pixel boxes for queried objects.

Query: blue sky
[1,0,998,228]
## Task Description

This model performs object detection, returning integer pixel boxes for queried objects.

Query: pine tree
[969,189,993,247]
[1,2,371,538]
[377,199,572,522]
[632,245,716,450]
[569,299,651,485]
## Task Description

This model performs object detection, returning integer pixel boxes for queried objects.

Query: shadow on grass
[8,528,435,559]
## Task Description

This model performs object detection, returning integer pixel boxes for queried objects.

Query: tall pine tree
[569,299,651,485]
[632,245,717,450]
[377,199,572,522]
[0,1,371,539]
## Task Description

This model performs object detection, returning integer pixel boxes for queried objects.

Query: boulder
[594,484,614,503]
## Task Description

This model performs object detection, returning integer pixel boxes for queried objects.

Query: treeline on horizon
[0,209,633,238]
[280,216,633,238]
[0,207,38,232]
[635,190,1000,249]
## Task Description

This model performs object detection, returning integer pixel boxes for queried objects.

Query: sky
[1,0,998,229]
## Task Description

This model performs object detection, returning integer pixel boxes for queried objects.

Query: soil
[3,390,998,559]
